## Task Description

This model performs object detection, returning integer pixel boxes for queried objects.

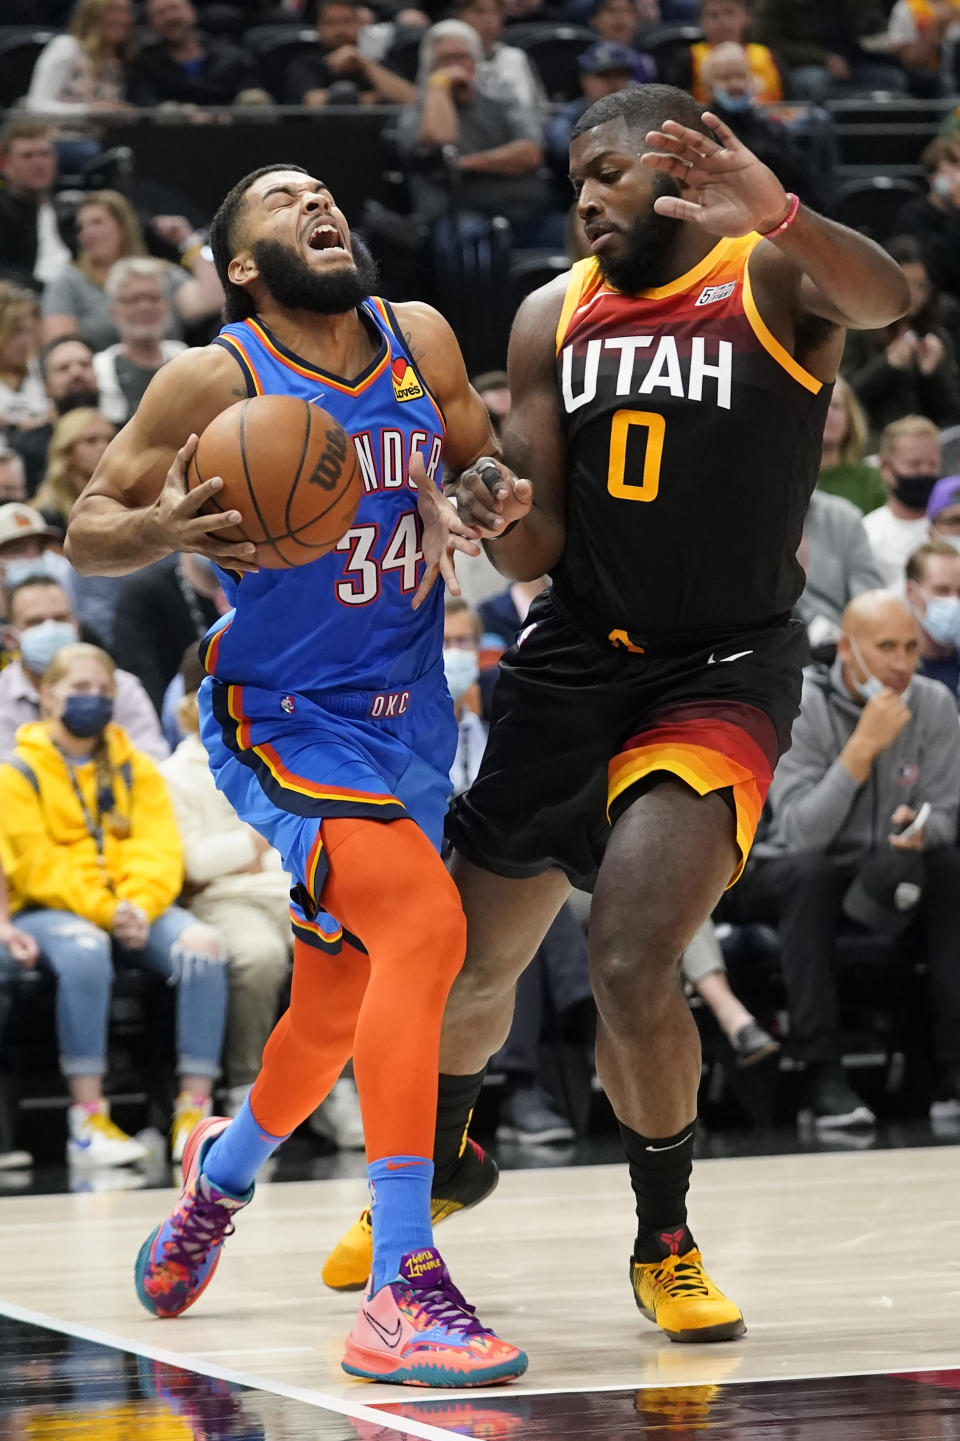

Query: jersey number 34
[335,512,422,606]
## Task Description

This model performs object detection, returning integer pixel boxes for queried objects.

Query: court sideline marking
[0,1297,461,1441]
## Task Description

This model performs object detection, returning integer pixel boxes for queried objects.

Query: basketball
[189,394,361,568]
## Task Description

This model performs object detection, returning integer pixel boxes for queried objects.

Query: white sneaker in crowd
[170,1093,214,1164]
[67,1102,148,1168]
[309,1077,365,1150]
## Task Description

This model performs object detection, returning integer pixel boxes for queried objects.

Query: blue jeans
[5,906,227,1079]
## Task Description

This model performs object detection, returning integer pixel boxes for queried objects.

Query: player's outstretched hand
[411,453,481,611]
[641,112,792,239]
[151,435,259,573]
[450,456,533,538]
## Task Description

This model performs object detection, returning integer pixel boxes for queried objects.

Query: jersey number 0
[606,409,665,503]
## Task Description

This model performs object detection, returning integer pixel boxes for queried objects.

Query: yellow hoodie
[0,721,184,931]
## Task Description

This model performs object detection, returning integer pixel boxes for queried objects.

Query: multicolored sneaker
[630,1225,745,1344]
[342,1247,528,1387]
[135,1116,253,1318]
[323,1139,498,1291]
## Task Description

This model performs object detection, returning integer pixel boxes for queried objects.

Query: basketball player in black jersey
[324,85,908,1342]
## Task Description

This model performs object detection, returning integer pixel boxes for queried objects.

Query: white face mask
[442,646,479,701]
[935,532,960,555]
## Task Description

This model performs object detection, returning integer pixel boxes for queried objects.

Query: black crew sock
[619,1119,697,1262]
[433,1070,487,1190]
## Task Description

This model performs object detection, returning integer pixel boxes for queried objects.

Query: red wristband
[761,192,800,239]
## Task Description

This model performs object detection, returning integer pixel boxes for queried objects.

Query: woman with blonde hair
[0,286,48,436]
[816,374,887,516]
[35,407,114,533]
[25,0,132,118]
[0,642,228,1167]
[42,191,223,350]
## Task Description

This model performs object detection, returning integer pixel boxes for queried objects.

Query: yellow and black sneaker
[630,1225,746,1344]
[321,1139,499,1291]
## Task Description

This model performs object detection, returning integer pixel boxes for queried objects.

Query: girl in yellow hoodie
[0,643,228,1167]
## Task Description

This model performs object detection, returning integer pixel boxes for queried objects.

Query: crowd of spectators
[7,0,960,1171]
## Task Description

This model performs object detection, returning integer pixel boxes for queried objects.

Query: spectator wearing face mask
[0,504,76,656]
[0,576,167,759]
[443,598,487,796]
[863,416,943,589]
[928,473,960,553]
[0,642,228,1166]
[905,539,960,697]
[726,592,960,1129]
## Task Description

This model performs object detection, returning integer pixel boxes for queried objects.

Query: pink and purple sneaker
[342,1246,528,1387]
[135,1116,252,1318]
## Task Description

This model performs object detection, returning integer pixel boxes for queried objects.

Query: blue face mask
[4,554,57,589]
[443,646,479,702]
[60,693,113,738]
[849,637,885,702]
[712,86,752,112]
[18,619,78,677]
[922,595,960,648]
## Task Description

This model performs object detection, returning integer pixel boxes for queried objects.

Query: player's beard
[251,235,379,314]
[596,174,684,294]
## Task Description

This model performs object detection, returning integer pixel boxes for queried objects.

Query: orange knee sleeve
[322,817,466,1161]
[250,938,369,1137]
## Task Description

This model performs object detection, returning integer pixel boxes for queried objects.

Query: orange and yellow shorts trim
[607,702,778,886]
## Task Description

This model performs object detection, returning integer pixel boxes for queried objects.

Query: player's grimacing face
[245,171,354,271]
[571,120,684,292]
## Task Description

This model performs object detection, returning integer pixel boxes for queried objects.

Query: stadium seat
[382,28,424,84]
[501,23,596,102]
[826,97,948,169]
[830,175,923,240]
[510,251,568,309]
[0,29,54,105]
[641,23,703,82]
[245,24,317,101]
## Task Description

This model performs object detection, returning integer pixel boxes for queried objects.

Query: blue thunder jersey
[202,299,446,693]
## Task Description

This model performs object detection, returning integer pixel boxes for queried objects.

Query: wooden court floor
[1,1145,959,1436]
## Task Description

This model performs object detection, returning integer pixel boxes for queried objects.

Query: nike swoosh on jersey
[364,1311,403,1347]
[707,649,754,664]
[306,390,325,404]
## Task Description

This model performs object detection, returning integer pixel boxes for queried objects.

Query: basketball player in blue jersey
[65,164,528,1388]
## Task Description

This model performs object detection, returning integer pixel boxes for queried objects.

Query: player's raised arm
[65,345,258,577]
[643,113,910,336]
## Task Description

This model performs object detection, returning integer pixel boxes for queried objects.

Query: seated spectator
[360,9,430,68]
[0,449,27,505]
[894,136,960,306]
[479,575,548,646]
[927,471,960,551]
[455,0,548,108]
[112,554,227,716]
[697,45,823,207]
[0,643,228,1165]
[863,416,943,588]
[0,288,48,438]
[672,0,783,102]
[471,369,511,440]
[546,43,654,174]
[797,490,885,652]
[905,539,960,696]
[9,338,100,498]
[0,576,168,760]
[844,236,960,443]
[0,504,74,616]
[128,0,259,108]
[161,649,290,1114]
[398,21,557,244]
[731,592,960,1128]
[93,260,187,426]
[445,598,488,794]
[817,375,886,515]
[0,122,72,292]
[25,0,132,119]
[34,408,114,536]
[682,920,779,1066]
[752,0,906,100]
[888,0,960,96]
[283,0,416,106]
[42,191,222,352]
[590,0,654,48]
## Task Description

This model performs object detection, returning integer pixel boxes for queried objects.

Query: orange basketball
[189,394,361,568]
